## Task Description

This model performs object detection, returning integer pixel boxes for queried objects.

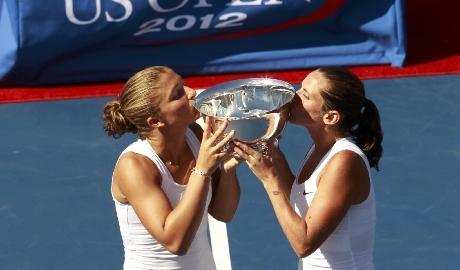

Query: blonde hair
[102,66,171,139]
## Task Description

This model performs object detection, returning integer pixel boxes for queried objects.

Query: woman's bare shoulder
[115,152,162,187]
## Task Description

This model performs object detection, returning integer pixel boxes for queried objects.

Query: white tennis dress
[290,137,376,270]
[111,129,216,270]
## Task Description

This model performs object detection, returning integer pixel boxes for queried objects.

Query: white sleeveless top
[112,129,216,270]
[290,137,376,270]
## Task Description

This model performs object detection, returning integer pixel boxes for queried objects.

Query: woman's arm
[289,151,369,256]
[261,153,353,258]
[115,153,211,256]
[115,119,234,255]
[233,140,293,195]
[189,122,241,222]
[208,157,240,222]
[269,140,295,196]
[234,142,369,257]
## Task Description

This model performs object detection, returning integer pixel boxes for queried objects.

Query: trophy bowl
[194,78,295,151]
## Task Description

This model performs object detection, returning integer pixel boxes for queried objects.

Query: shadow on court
[1,75,459,270]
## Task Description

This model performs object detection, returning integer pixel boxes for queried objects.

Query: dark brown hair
[102,66,171,139]
[317,67,383,170]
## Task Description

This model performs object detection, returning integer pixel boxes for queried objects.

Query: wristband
[191,168,212,180]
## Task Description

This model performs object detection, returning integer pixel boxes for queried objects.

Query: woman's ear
[146,116,165,128]
[322,110,340,125]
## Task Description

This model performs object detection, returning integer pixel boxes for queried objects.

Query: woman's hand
[233,140,279,184]
[221,142,244,172]
[195,117,235,174]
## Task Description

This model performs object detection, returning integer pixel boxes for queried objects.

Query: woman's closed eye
[301,91,310,100]
[172,86,185,100]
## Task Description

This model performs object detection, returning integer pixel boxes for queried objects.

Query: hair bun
[102,100,136,138]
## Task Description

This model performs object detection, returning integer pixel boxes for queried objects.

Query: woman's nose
[185,86,196,99]
[292,91,301,104]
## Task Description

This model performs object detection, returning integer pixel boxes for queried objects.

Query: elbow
[296,249,313,258]
[293,243,316,258]
[163,240,191,256]
[213,213,234,223]
[165,244,189,256]
[209,206,238,223]
[146,226,193,256]
[290,231,319,258]
[171,248,188,256]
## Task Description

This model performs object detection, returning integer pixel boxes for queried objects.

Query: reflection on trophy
[194,78,295,153]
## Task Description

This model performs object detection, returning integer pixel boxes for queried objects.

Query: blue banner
[0,0,405,86]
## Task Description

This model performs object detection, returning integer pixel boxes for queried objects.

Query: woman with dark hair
[234,67,382,270]
[102,66,241,270]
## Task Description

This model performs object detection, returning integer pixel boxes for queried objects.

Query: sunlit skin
[153,69,200,130]
[234,70,371,258]
[111,68,241,256]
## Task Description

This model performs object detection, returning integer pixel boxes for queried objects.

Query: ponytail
[351,98,383,170]
[317,67,383,170]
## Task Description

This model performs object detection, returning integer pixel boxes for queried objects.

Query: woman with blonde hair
[103,66,241,270]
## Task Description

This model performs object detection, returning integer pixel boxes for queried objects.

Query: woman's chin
[190,106,200,120]
[193,111,201,121]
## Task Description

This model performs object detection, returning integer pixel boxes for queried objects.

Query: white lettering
[133,12,248,36]
[199,14,214,29]
[166,15,196,31]
[215,12,246,28]
[106,0,133,22]
[133,18,164,36]
[227,0,282,6]
[148,0,188,13]
[65,0,101,25]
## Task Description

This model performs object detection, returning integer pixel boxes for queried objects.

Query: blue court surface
[1,74,459,270]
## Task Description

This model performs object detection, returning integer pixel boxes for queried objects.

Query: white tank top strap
[303,137,371,189]
[185,128,200,159]
[294,145,313,186]
[293,137,373,208]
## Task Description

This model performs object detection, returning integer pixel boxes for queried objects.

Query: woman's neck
[309,128,345,153]
[146,127,188,166]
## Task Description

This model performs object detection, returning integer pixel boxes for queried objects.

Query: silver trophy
[194,78,295,153]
